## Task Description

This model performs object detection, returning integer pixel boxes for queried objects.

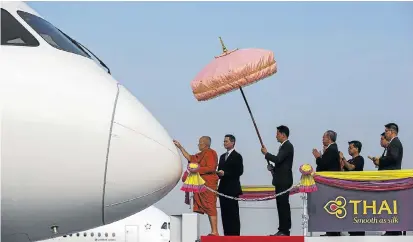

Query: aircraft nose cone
[103,85,182,224]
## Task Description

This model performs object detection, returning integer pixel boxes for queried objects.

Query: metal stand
[189,192,194,210]
[301,193,309,237]
[188,193,201,242]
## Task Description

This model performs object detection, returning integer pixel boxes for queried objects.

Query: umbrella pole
[239,87,270,166]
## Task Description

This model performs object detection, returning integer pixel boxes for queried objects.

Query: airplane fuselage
[1,2,182,241]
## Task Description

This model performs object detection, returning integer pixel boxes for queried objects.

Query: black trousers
[219,196,240,236]
[275,185,291,234]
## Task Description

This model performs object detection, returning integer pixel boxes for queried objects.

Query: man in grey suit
[313,130,342,236]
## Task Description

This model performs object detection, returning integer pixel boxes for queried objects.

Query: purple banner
[307,183,413,232]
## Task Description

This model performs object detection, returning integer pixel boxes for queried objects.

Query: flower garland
[180,163,207,193]
[181,163,413,202]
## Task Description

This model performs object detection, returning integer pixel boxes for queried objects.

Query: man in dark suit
[372,123,403,236]
[217,134,244,236]
[313,130,341,173]
[312,130,341,236]
[261,125,293,236]
[379,132,389,167]
[372,123,403,171]
[380,132,389,157]
[369,132,389,169]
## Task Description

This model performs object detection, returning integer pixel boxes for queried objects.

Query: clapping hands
[368,156,380,166]
[312,148,321,158]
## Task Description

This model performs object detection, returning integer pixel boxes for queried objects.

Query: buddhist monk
[173,136,219,236]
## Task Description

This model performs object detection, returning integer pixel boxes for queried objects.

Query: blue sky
[28,1,413,214]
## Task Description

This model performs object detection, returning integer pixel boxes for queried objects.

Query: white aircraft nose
[103,85,182,224]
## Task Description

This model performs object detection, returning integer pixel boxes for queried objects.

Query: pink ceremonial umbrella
[191,37,277,165]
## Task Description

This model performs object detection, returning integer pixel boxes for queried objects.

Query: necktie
[225,152,229,161]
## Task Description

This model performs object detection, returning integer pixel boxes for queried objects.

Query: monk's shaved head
[197,136,211,151]
[200,136,211,147]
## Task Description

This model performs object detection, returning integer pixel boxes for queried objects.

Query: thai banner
[307,170,413,232]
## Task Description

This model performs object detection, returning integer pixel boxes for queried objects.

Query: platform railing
[180,164,413,239]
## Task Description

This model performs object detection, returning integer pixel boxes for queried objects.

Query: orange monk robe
[189,148,219,216]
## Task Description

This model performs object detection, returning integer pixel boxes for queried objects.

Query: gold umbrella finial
[219,36,227,53]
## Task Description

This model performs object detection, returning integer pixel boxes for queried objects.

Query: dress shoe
[382,232,402,236]
[320,232,341,236]
[270,231,290,236]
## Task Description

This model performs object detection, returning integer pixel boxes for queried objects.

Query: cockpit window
[16,10,90,58]
[1,8,39,46]
[161,222,168,229]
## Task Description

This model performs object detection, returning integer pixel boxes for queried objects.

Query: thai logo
[324,196,347,219]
